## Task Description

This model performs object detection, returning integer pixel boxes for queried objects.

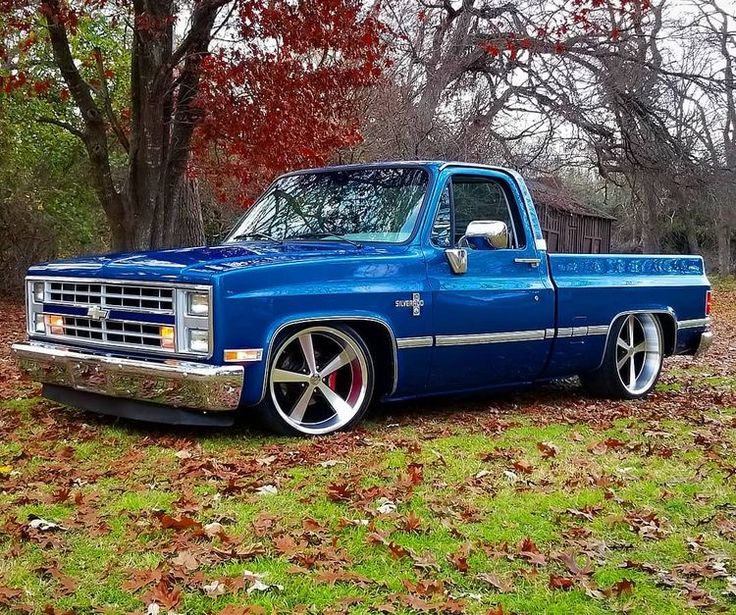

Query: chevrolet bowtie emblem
[87,305,109,320]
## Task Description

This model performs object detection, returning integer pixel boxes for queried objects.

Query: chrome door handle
[514,258,541,267]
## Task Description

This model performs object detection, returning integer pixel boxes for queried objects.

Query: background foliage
[0,0,734,292]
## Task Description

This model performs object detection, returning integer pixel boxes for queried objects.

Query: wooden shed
[528,177,614,254]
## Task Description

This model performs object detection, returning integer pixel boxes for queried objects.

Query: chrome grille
[28,277,212,358]
[47,281,174,313]
[61,316,165,348]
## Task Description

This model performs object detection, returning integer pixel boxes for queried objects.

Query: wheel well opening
[655,313,677,356]
[269,320,396,401]
[337,320,396,400]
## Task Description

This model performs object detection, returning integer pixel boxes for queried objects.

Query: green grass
[2,398,735,615]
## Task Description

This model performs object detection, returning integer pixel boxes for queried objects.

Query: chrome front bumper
[12,341,243,412]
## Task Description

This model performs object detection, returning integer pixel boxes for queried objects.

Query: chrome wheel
[615,314,662,395]
[268,326,370,435]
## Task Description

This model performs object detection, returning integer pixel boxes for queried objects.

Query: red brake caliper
[327,371,338,390]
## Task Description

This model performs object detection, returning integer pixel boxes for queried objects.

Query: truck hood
[28,242,390,283]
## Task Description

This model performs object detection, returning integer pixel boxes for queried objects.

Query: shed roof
[527,177,615,220]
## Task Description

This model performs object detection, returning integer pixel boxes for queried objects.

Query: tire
[580,313,664,399]
[255,324,375,436]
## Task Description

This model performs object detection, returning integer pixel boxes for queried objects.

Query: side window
[431,183,452,248]
[452,178,523,249]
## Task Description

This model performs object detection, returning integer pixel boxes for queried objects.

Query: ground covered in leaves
[1,281,735,615]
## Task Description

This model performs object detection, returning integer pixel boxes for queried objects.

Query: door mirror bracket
[445,248,468,274]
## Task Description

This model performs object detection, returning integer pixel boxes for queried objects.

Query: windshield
[226,167,429,244]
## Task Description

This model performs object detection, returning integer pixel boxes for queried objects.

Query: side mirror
[462,220,510,249]
[445,248,467,274]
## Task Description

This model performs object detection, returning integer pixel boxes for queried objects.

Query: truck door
[424,171,555,391]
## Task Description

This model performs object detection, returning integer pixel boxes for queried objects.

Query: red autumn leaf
[146,580,182,609]
[512,459,534,474]
[273,534,302,555]
[554,550,593,577]
[326,481,354,502]
[448,542,472,572]
[549,574,575,590]
[536,442,559,458]
[400,511,423,533]
[604,578,635,597]
[519,537,547,566]
[122,567,163,592]
[0,586,23,604]
[153,511,203,533]
[387,541,412,560]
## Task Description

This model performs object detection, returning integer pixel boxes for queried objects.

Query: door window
[430,176,524,249]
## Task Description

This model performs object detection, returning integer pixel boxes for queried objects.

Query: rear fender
[590,308,677,371]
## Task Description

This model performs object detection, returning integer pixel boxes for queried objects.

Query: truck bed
[542,253,710,378]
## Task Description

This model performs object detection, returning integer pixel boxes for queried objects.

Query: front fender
[211,247,430,406]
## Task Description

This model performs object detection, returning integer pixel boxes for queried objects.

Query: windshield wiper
[287,231,363,249]
[229,232,282,243]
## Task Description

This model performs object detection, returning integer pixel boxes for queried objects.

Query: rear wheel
[580,313,663,399]
[256,325,374,436]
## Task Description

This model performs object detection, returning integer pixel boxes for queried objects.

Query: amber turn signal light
[44,314,65,336]
[160,326,175,349]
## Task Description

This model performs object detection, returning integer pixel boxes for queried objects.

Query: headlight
[33,282,44,303]
[187,292,209,316]
[187,329,209,353]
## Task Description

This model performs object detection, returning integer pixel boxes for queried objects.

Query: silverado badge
[395,293,424,316]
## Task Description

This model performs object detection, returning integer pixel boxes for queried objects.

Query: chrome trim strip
[678,317,711,330]
[258,316,400,403]
[435,329,547,347]
[549,325,609,339]
[544,328,556,338]
[12,341,243,412]
[396,336,434,349]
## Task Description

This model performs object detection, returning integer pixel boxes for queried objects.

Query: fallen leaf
[477,572,513,593]
[537,442,559,458]
[549,574,575,590]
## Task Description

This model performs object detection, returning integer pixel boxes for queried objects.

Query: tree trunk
[640,186,662,253]
[716,223,732,275]
[44,0,221,253]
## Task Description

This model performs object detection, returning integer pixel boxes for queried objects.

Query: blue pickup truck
[13,162,712,435]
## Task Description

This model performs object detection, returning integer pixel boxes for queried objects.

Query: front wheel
[580,313,663,399]
[256,325,374,436]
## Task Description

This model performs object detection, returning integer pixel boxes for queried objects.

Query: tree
[0,0,384,250]
[353,0,653,166]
